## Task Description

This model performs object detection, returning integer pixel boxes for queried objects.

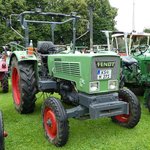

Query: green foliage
[0,0,117,46]
[144,28,150,33]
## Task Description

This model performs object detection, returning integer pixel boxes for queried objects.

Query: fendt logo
[96,61,115,68]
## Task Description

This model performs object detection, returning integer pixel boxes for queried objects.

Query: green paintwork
[122,48,150,86]
[11,51,37,62]
[111,32,150,105]
[9,39,120,95]
[132,50,150,84]
[8,42,37,63]
[48,52,120,94]
[7,42,37,64]
[111,32,150,86]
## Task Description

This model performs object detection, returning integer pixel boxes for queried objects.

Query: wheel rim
[12,67,21,105]
[114,97,130,123]
[114,114,130,123]
[44,107,57,139]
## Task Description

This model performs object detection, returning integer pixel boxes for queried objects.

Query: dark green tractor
[110,31,150,109]
[7,10,141,147]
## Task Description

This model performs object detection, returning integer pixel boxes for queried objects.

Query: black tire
[111,88,141,128]
[42,97,69,147]
[0,111,4,150]
[1,73,8,93]
[11,57,37,114]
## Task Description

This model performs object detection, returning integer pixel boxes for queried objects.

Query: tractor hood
[47,52,120,94]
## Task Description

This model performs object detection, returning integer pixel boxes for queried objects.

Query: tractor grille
[92,56,120,80]
[55,61,81,77]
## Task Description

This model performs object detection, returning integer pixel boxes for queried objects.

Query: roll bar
[8,10,80,53]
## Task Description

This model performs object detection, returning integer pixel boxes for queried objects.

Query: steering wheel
[131,44,149,56]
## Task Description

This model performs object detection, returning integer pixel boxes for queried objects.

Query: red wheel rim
[114,114,130,123]
[44,107,57,139]
[12,68,21,105]
[114,96,130,123]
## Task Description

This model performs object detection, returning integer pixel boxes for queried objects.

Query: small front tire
[111,88,141,128]
[42,97,69,147]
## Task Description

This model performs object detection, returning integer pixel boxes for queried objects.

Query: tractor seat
[37,41,57,54]
[121,56,138,66]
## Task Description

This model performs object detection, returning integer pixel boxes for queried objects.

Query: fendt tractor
[0,46,9,93]
[109,32,150,109]
[6,9,141,146]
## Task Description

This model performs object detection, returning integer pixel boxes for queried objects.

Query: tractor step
[38,80,57,92]
[89,101,129,119]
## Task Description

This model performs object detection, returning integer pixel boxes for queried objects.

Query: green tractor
[7,9,141,146]
[109,31,150,109]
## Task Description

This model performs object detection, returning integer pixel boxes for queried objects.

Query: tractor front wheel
[11,57,37,114]
[1,73,8,93]
[0,111,4,150]
[111,88,141,128]
[42,97,69,147]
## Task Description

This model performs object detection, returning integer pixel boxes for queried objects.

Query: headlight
[89,81,99,92]
[108,80,118,90]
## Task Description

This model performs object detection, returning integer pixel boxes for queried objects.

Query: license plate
[97,69,112,79]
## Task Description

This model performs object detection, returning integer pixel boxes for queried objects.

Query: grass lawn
[0,83,150,150]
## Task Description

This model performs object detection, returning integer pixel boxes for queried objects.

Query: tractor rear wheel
[11,57,37,114]
[111,88,141,128]
[0,111,4,150]
[42,97,69,147]
[1,73,8,93]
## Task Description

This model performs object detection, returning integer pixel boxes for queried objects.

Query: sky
[109,0,150,32]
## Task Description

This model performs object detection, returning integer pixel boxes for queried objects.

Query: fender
[9,50,38,65]
[9,51,39,87]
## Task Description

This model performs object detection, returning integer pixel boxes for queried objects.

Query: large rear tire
[11,57,37,114]
[0,111,4,150]
[42,97,69,147]
[1,73,8,93]
[111,88,141,128]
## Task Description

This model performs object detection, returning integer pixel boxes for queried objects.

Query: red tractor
[0,46,9,93]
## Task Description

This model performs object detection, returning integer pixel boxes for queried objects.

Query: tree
[144,28,150,33]
[0,0,117,46]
